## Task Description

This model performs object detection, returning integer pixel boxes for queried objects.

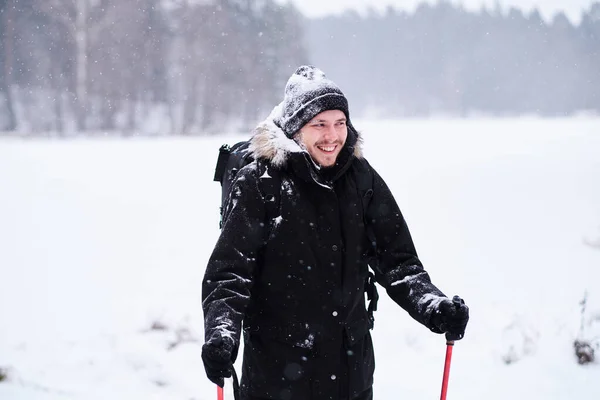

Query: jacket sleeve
[202,163,266,356]
[366,164,447,332]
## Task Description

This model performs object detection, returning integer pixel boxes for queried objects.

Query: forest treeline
[306,2,600,118]
[0,0,306,134]
[0,0,598,135]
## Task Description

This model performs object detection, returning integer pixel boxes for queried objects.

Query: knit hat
[276,65,350,138]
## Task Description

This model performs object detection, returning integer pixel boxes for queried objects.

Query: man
[202,66,469,400]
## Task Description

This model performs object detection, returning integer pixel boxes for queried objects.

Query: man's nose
[323,125,337,141]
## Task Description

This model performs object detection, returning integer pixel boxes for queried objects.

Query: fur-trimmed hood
[248,104,363,168]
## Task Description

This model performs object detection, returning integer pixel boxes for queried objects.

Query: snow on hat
[277,65,349,138]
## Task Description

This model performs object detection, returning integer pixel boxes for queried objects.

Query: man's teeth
[318,146,335,152]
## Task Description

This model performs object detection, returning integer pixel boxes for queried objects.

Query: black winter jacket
[202,117,446,400]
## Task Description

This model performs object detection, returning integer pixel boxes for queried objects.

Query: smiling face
[296,109,348,168]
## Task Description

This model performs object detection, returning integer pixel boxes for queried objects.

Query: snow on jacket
[202,112,447,399]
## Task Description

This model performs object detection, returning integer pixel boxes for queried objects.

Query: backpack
[213,141,379,326]
[213,141,280,229]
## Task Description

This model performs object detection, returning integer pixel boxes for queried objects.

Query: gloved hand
[201,332,235,387]
[431,295,469,340]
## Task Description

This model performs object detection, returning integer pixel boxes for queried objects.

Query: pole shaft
[440,342,454,400]
[218,386,224,400]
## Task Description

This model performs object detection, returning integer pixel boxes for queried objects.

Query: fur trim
[249,105,303,168]
[249,105,363,167]
[353,131,364,159]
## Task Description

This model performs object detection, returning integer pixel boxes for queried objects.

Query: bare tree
[2,0,307,135]
[0,0,17,131]
[38,0,119,131]
[170,0,205,134]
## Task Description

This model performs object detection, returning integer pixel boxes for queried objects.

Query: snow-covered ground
[1,118,599,400]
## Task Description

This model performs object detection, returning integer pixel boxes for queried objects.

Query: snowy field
[1,118,599,400]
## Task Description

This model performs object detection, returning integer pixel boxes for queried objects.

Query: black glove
[431,295,469,340]
[201,332,234,387]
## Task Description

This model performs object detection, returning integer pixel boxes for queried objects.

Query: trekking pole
[440,335,454,400]
[439,296,464,400]
[217,367,241,400]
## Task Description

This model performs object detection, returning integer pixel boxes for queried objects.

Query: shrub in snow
[574,291,599,365]
[150,320,169,331]
[152,378,168,387]
[501,318,539,365]
[167,326,199,350]
[573,340,595,365]
[502,347,520,365]
[143,319,200,350]
[0,367,9,382]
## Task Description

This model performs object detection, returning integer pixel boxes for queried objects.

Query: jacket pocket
[344,318,375,398]
[346,330,375,398]
[242,328,313,400]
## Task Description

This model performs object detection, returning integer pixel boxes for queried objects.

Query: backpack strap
[365,271,379,329]
[354,158,377,254]
[255,160,281,239]
[354,158,379,329]
[355,160,376,251]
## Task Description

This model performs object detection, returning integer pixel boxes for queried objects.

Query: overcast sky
[279,0,597,23]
